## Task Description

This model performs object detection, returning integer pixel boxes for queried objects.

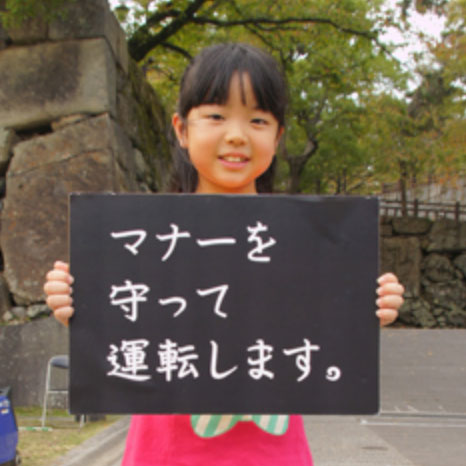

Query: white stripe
[214,415,234,435]
[196,415,212,436]
[259,415,271,430]
[241,414,253,421]
[274,415,287,434]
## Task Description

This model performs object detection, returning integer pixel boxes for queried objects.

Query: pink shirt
[122,414,313,465]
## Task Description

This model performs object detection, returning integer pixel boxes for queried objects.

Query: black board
[69,194,379,414]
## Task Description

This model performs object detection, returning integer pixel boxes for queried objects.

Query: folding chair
[41,355,84,428]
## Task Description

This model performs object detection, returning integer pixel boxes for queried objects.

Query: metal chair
[41,355,84,428]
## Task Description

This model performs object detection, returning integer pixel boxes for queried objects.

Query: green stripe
[205,415,221,436]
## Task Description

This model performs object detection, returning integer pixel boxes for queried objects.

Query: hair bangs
[178,43,287,126]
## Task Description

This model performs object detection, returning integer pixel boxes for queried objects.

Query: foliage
[358,1,465,203]
[399,0,448,17]
[111,0,410,193]
[2,0,462,195]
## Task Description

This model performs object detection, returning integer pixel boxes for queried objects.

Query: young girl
[44,43,404,465]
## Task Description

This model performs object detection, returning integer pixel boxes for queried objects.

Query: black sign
[69,194,379,415]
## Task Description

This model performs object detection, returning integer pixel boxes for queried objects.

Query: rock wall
[0,0,171,320]
[380,217,466,328]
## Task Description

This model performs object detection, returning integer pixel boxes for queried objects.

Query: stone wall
[380,217,466,328]
[0,0,171,320]
[0,0,173,405]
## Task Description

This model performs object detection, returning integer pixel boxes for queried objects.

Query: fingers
[44,261,74,326]
[44,280,71,296]
[54,260,70,273]
[376,309,399,327]
[46,268,74,285]
[46,294,73,310]
[377,272,398,285]
[377,282,404,297]
[53,306,74,327]
[376,294,404,309]
[376,273,404,327]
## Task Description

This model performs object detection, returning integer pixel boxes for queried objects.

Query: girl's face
[173,73,283,194]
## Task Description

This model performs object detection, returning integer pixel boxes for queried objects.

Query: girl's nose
[225,121,247,145]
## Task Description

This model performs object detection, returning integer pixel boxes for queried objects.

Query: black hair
[169,43,288,193]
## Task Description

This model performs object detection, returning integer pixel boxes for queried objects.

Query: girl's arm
[43,260,74,327]
[376,272,404,327]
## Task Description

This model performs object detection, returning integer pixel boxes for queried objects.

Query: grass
[14,406,121,466]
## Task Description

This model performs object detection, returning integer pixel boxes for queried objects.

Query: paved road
[54,329,466,466]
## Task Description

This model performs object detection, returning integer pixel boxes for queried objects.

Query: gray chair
[41,355,84,428]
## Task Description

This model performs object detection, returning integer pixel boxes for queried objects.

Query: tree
[359,0,465,212]
[7,0,443,195]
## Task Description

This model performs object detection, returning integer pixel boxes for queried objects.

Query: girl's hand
[43,261,74,327]
[375,272,404,327]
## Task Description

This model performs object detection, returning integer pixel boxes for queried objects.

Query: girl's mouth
[218,154,250,168]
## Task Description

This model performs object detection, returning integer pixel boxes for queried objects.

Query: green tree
[359,0,465,211]
[2,0,423,194]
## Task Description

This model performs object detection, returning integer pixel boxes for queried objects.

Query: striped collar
[191,414,289,437]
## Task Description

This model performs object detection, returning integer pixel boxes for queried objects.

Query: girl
[44,43,404,465]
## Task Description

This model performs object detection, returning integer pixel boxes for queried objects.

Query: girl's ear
[172,113,188,148]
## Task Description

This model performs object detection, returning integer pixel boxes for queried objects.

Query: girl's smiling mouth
[219,153,250,167]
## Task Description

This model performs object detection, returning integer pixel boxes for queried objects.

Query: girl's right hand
[44,261,74,327]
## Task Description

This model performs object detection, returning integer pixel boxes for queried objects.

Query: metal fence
[379,199,465,222]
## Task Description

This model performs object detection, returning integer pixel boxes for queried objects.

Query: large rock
[0,318,68,406]
[3,16,48,44]
[0,38,116,130]
[0,114,139,304]
[0,17,7,51]
[116,61,171,191]
[392,217,432,235]
[398,298,435,327]
[453,253,466,278]
[445,303,466,327]
[0,127,18,175]
[381,237,421,297]
[49,0,128,73]
[426,219,466,253]
[0,274,12,319]
[423,279,466,315]
[422,253,457,282]
[0,0,127,73]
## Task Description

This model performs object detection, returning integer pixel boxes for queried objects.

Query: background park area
[0,0,465,464]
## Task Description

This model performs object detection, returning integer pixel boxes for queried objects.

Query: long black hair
[169,43,288,193]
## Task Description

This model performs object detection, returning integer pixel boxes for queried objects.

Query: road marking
[379,410,466,420]
[361,419,466,428]
[362,411,466,428]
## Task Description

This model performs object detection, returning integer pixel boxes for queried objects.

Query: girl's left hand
[375,272,404,327]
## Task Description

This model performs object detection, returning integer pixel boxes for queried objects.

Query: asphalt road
[54,328,466,466]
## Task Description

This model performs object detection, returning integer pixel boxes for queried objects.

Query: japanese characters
[107,221,332,385]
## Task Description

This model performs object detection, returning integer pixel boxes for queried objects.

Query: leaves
[2,0,463,195]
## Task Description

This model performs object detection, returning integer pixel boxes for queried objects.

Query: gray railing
[380,199,465,222]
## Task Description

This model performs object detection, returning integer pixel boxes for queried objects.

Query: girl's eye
[251,118,268,125]
[207,114,224,121]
